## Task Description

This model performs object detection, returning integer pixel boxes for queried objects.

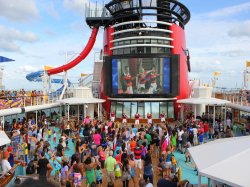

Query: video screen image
[112,58,170,95]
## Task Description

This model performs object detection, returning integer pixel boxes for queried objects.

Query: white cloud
[228,20,250,37]
[0,0,39,22]
[0,40,20,52]
[63,0,86,15]
[63,0,103,15]
[0,26,38,42]
[206,2,250,18]
[0,25,38,52]
[16,65,39,73]
[186,7,250,88]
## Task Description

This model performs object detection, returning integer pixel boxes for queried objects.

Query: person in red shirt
[110,111,115,122]
[203,121,209,139]
[121,66,133,94]
[130,137,137,152]
[137,68,147,93]
[134,143,142,174]
[122,113,127,125]
[147,66,160,94]
[147,113,152,124]
[160,112,166,123]
[135,112,140,125]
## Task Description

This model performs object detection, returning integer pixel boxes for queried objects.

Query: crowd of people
[1,112,236,187]
[0,89,44,99]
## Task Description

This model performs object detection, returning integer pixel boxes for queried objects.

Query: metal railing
[0,89,75,110]
[215,92,250,106]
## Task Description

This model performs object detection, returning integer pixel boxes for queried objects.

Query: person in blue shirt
[132,124,137,136]
[95,165,103,186]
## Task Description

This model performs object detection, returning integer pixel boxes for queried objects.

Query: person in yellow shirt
[48,128,51,141]
[21,142,29,164]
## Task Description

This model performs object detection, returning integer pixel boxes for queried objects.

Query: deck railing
[0,90,74,110]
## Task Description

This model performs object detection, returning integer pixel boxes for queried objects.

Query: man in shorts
[105,151,116,184]
[134,143,142,176]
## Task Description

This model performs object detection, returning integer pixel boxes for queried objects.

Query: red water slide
[47,27,99,76]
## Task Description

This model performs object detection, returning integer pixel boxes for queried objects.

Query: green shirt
[105,156,116,172]
[145,134,151,145]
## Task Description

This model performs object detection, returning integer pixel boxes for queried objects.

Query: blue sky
[0,0,250,90]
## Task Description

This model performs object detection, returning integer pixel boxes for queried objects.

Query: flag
[44,65,54,71]
[0,56,15,63]
[213,72,220,76]
[81,73,89,77]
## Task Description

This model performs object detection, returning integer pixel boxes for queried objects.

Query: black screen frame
[103,54,180,98]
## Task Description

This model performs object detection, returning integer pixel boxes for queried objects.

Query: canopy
[227,103,250,113]
[188,136,250,187]
[177,97,231,105]
[0,56,14,63]
[59,97,105,105]
[0,131,11,146]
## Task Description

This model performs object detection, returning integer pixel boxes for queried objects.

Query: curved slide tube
[47,27,99,75]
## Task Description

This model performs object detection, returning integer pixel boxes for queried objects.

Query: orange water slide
[47,27,99,76]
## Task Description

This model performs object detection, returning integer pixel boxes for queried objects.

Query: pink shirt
[107,121,112,127]
[84,117,90,125]
[161,139,168,152]
[93,133,101,146]
[99,150,106,161]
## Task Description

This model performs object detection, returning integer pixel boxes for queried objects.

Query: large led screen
[112,58,170,95]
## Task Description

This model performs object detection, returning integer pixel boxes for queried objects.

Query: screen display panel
[112,57,170,95]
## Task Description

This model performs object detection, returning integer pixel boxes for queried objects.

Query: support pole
[100,104,102,121]
[42,71,48,105]
[180,104,184,122]
[35,110,38,125]
[48,76,51,104]
[98,103,100,120]
[208,178,210,187]
[67,104,70,121]
[2,116,4,130]
[198,174,201,187]
[213,105,216,126]
[194,104,197,120]
[78,105,80,122]
[84,104,86,119]
[224,105,227,126]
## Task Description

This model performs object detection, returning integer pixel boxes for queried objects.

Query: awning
[59,97,105,105]
[226,103,250,113]
[0,131,11,146]
[25,103,60,112]
[188,136,250,187]
[177,97,231,105]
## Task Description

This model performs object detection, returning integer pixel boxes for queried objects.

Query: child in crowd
[21,141,29,164]
[95,165,103,187]
[157,157,166,177]
[53,131,56,144]
[171,154,177,174]
[48,128,51,141]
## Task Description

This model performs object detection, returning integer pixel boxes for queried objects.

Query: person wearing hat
[1,151,12,175]
[7,146,16,167]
